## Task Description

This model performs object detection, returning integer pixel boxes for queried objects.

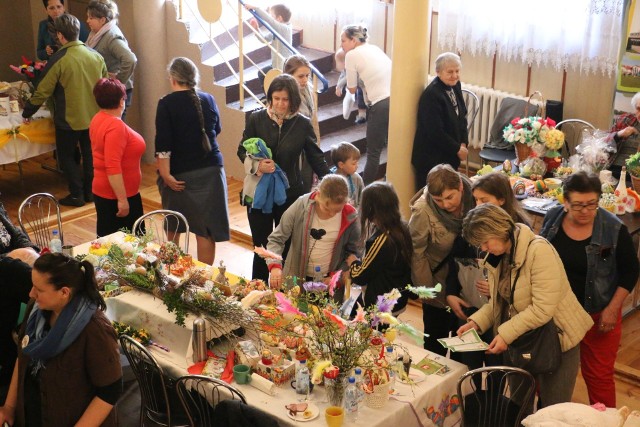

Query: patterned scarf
[22,296,97,374]
[86,19,117,48]
[426,175,475,235]
[267,105,296,126]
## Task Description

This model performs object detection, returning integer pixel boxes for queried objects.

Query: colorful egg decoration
[512,179,527,199]
[534,180,547,192]
[503,159,512,173]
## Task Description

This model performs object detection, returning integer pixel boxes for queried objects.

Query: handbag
[506,250,561,375]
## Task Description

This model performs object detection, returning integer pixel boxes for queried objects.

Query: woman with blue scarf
[0,253,122,427]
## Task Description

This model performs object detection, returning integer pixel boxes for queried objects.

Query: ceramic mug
[233,364,252,384]
[324,406,344,427]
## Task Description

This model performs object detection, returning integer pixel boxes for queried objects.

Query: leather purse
[506,249,561,375]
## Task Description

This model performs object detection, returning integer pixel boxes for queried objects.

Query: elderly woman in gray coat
[86,0,137,120]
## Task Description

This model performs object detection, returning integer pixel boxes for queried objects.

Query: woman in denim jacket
[540,171,639,407]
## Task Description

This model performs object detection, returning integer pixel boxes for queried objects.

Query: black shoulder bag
[506,241,561,375]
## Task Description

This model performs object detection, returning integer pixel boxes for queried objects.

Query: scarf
[299,84,315,118]
[86,19,117,48]
[267,106,296,127]
[425,175,475,235]
[22,296,97,374]
[46,17,61,50]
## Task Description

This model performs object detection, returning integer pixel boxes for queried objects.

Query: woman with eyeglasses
[540,171,639,408]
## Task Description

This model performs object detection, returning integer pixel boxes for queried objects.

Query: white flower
[514,128,525,142]
[532,121,542,131]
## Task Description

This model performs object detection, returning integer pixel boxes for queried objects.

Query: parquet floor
[2,153,640,414]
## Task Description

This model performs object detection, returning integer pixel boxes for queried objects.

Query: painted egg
[512,179,527,198]
[503,159,512,173]
[535,180,547,192]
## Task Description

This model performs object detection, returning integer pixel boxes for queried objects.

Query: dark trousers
[363,97,390,185]
[94,193,144,237]
[414,168,428,193]
[121,87,134,123]
[247,196,295,281]
[55,128,93,199]
[422,302,456,356]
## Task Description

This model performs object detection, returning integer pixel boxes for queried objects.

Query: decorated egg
[503,159,512,173]
[534,180,547,192]
[512,179,527,199]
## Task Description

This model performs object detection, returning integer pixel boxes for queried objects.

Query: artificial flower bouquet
[503,116,558,151]
[9,56,46,107]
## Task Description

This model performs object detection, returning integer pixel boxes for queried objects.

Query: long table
[74,236,469,427]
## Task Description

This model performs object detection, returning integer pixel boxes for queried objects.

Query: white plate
[286,402,319,422]
[399,370,427,384]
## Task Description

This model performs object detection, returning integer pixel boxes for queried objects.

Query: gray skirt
[157,165,230,242]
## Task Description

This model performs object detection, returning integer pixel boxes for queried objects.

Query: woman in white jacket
[457,203,593,408]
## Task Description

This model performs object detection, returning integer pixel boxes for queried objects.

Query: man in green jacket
[23,13,107,207]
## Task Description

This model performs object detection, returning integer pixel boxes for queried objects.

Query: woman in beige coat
[457,203,593,408]
[408,164,475,355]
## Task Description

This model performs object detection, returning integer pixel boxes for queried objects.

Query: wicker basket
[515,142,532,164]
[364,382,390,409]
[631,174,640,193]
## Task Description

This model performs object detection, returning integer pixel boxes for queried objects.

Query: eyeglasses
[569,202,598,211]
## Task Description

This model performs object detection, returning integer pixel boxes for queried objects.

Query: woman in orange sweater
[89,78,146,236]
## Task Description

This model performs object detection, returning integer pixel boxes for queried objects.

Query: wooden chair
[119,335,190,427]
[457,366,535,427]
[132,209,190,253]
[462,89,480,175]
[17,193,63,249]
[176,375,246,426]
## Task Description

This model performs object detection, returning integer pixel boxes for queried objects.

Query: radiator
[461,84,530,149]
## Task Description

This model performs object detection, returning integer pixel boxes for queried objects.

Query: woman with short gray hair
[411,51,469,192]
[458,203,593,408]
[86,0,137,121]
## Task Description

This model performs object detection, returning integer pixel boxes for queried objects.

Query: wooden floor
[2,153,640,413]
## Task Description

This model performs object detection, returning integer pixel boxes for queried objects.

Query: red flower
[546,118,556,127]
[323,366,340,379]
[510,117,521,125]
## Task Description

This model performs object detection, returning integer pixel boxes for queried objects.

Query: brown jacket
[15,303,121,427]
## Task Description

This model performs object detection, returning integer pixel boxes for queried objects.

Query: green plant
[626,152,640,177]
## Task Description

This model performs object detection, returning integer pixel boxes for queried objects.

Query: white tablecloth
[74,234,469,427]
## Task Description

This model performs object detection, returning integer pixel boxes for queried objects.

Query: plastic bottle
[344,376,359,422]
[313,265,323,282]
[615,166,630,215]
[353,367,365,404]
[295,359,310,397]
[49,229,62,253]
[385,346,396,389]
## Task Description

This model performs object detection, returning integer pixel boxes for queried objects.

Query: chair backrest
[462,89,480,133]
[18,193,63,249]
[176,374,246,427]
[556,119,596,158]
[132,210,190,253]
[457,365,535,427]
[119,334,175,426]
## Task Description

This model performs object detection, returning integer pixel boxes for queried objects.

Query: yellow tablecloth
[0,109,54,165]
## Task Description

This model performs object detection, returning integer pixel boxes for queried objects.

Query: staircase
[175,1,387,180]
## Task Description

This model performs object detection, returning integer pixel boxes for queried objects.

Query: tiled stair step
[204,29,303,81]
[217,47,335,104]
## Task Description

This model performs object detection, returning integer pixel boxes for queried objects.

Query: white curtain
[289,0,374,29]
[438,0,625,76]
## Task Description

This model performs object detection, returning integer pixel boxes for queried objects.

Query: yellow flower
[545,129,565,150]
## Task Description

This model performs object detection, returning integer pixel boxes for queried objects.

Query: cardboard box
[255,359,296,386]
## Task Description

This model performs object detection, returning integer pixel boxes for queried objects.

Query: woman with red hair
[89,77,145,236]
